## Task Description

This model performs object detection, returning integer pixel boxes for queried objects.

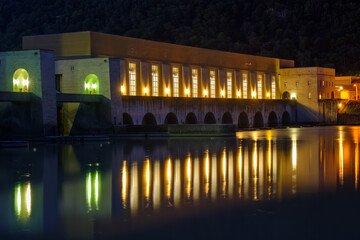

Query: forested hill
[1,0,360,75]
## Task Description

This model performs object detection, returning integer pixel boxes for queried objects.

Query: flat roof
[23,31,294,71]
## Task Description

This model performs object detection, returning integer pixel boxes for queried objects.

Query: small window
[71,66,75,71]
[296,82,299,87]
[308,81,310,86]
[308,92,311,98]
[55,74,62,92]
[332,82,333,87]
[322,81,324,86]
[284,82,287,87]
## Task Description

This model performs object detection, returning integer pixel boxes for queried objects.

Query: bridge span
[120,97,296,128]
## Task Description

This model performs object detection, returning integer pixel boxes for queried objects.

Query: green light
[13,68,30,92]
[84,74,99,95]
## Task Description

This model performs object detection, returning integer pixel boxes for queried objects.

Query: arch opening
[123,113,133,125]
[253,112,264,128]
[221,112,233,124]
[282,91,290,99]
[204,112,216,124]
[238,112,249,129]
[84,74,100,95]
[142,113,157,126]
[282,111,291,126]
[13,68,30,92]
[165,112,179,124]
[268,111,278,127]
[185,112,197,124]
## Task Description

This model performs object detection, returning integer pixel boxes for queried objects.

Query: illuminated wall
[55,58,111,99]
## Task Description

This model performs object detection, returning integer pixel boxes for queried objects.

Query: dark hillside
[1,0,360,75]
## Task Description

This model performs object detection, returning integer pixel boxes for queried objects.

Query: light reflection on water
[1,126,360,237]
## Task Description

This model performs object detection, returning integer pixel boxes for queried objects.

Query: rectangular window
[271,76,276,99]
[152,65,159,96]
[129,62,136,96]
[257,74,263,99]
[172,67,179,97]
[242,73,248,99]
[192,69,198,98]
[55,74,62,92]
[210,70,216,98]
[227,72,232,98]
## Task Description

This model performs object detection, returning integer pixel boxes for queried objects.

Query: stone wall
[121,96,296,128]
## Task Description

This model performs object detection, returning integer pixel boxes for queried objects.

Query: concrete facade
[280,67,338,123]
[0,50,57,136]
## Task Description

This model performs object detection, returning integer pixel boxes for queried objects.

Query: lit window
[322,81,324,87]
[129,63,136,96]
[271,76,276,99]
[210,70,216,98]
[173,67,179,97]
[152,65,159,96]
[13,68,30,92]
[242,73,247,99]
[308,92,311,98]
[227,72,232,98]
[308,81,310,86]
[296,82,299,87]
[84,74,99,95]
[257,74,263,99]
[192,69,198,98]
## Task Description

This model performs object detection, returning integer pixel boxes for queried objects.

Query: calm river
[1,126,360,239]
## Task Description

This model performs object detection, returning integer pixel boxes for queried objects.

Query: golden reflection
[194,157,200,202]
[272,141,277,196]
[130,162,138,215]
[121,161,128,209]
[204,150,210,197]
[238,146,242,198]
[211,153,217,201]
[244,146,249,199]
[143,159,151,204]
[14,182,32,222]
[186,155,192,200]
[339,132,344,187]
[165,158,172,204]
[174,158,181,207]
[259,143,263,200]
[153,160,160,210]
[267,140,272,198]
[221,149,227,198]
[292,136,297,194]
[253,141,258,200]
[356,142,359,190]
[228,150,234,199]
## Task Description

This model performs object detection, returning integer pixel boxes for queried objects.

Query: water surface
[0,126,359,239]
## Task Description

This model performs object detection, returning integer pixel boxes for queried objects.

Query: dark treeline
[1,0,360,75]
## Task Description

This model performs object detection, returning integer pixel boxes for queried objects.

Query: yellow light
[14,79,19,85]
[251,91,256,98]
[185,89,190,95]
[85,83,90,89]
[121,86,125,93]
[165,88,170,95]
[144,87,148,95]
[221,90,225,96]
[266,92,270,98]
[354,84,357,87]
[338,103,342,108]
[23,79,29,86]
[340,86,343,90]
[237,91,241,97]
[92,83,97,89]
[203,90,208,96]
[291,93,296,99]
[319,94,322,99]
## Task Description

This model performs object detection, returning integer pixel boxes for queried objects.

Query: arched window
[84,74,100,95]
[13,68,30,92]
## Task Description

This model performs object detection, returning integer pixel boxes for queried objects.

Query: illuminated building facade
[0,31,341,136]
